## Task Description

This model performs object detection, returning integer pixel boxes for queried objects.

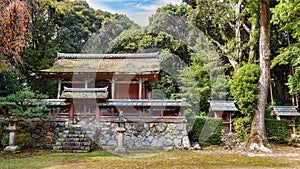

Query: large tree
[186,0,260,71]
[0,0,31,64]
[271,0,300,96]
[246,0,271,152]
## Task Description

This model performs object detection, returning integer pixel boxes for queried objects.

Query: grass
[1,146,300,169]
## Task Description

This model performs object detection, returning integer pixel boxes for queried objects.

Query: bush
[229,64,260,116]
[233,117,291,143]
[265,118,291,143]
[233,117,251,141]
[0,120,6,148]
[188,116,222,146]
[1,132,33,149]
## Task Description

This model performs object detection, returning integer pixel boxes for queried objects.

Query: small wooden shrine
[208,100,238,133]
[270,106,300,134]
[37,53,189,124]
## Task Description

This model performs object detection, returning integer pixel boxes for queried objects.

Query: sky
[86,0,182,26]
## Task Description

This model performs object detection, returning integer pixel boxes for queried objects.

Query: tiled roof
[98,99,191,107]
[64,87,108,92]
[57,52,159,59]
[208,100,238,112]
[40,53,160,74]
[32,99,70,106]
[270,106,300,117]
[60,91,108,99]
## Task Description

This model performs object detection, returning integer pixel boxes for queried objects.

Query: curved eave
[36,71,160,81]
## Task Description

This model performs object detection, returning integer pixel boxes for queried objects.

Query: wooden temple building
[37,53,190,124]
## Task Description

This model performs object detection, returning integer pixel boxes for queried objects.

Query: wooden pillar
[85,78,88,88]
[139,78,143,100]
[111,79,115,99]
[292,117,296,134]
[57,79,61,99]
[139,108,142,117]
[69,102,75,123]
[83,105,87,118]
[179,107,184,116]
[96,105,100,122]
[229,113,232,133]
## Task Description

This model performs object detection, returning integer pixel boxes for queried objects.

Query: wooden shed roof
[98,99,191,107]
[208,100,238,112]
[60,87,108,99]
[39,53,160,74]
[270,106,300,117]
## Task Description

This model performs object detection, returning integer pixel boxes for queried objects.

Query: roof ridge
[57,52,159,59]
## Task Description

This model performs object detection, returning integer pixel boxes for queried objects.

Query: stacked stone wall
[1,121,66,149]
[1,120,190,150]
[85,122,190,150]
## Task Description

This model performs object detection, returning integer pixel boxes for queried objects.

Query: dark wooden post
[111,79,115,99]
[139,78,143,99]
[69,102,75,123]
[96,105,100,122]
[57,79,61,99]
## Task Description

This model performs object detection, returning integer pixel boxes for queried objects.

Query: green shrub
[265,118,291,143]
[229,64,260,116]
[1,133,33,149]
[0,120,6,148]
[233,117,251,141]
[1,133,9,148]
[188,116,222,146]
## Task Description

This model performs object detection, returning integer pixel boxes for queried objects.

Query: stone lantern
[4,118,20,152]
[113,111,128,154]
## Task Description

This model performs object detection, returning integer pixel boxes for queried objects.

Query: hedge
[0,120,6,148]
[233,117,251,141]
[265,118,291,143]
[188,116,222,146]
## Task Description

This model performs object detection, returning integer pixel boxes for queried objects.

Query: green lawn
[1,147,299,169]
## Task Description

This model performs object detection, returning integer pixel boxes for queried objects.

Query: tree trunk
[246,0,271,152]
[235,1,242,64]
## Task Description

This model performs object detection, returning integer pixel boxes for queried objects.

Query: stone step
[55,142,91,146]
[57,137,90,142]
[61,134,88,138]
[53,126,92,153]
[63,130,87,135]
[53,145,91,150]
[52,149,90,153]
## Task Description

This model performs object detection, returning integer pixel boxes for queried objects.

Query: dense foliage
[229,64,260,116]
[233,116,252,141]
[0,68,21,97]
[265,118,291,143]
[1,133,33,149]
[188,116,223,146]
[0,90,48,118]
[0,0,31,64]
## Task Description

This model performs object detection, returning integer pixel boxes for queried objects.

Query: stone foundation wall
[85,122,190,150]
[1,120,191,150]
[1,121,66,149]
[22,121,66,148]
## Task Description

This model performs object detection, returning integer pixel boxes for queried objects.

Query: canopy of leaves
[0,66,21,97]
[229,63,260,116]
[271,0,300,94]
[186,0,260,69]
[0,90,48,118]
[0,0,31,64]
[178,53,211,113]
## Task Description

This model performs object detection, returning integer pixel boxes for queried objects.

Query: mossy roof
[208,100,238,112]
[60,91,108,99]
[270,106,300,117]
[40,53,160,74]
